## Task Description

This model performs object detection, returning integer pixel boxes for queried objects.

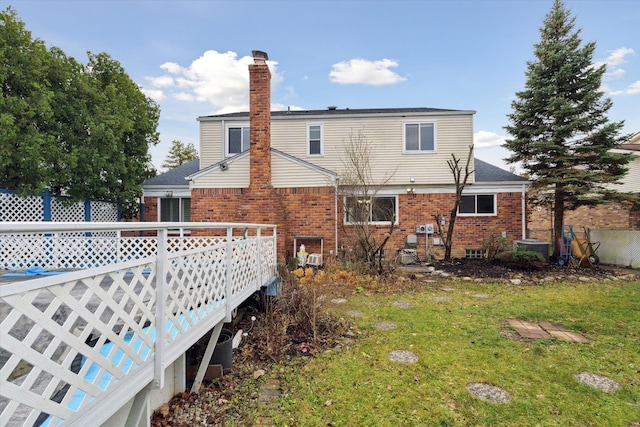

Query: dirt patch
[399,258,637,284]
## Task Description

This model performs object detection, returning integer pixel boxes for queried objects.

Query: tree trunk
[553,187,565,259]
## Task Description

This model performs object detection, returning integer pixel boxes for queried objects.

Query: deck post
[154,228,168,389]
[225,226,234,322]
[256,227,262,289]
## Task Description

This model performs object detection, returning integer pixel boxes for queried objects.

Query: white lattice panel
[90,201,118,222]
[0,263,157,426]
[0,192,43,222]
[1,223,277,427]
[51,199,84,223]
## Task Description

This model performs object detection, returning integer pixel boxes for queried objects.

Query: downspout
[221,119,225,158]
[521,183,527,239]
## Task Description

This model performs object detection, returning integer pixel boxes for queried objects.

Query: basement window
[465,249,485,259]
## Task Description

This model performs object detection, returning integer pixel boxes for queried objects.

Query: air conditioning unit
[416,224,435,234]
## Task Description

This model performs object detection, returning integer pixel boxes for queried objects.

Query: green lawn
[269,279,640,426]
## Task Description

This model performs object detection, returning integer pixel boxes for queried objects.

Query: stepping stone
[466,382,511,403]
[346,311,364,317]
[388,350,418,364]
[440,287,455,292]
[394,301,411,308]
[331,298,348,304]
[374,321,397,330]
[433,296,452,302]
[472,293,490,299]
[506,319,552,339]
[575,372,621,393]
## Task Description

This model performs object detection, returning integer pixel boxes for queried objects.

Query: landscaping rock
[394,301,412,308]
[432,296,452,302]
[575,372,621,393]
[466,382,511,403]
[374,321,397,330]
[388,350,418,364]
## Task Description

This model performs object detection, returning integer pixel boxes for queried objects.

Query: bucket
[209,330,233,375]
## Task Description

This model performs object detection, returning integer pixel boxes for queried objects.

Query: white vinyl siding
[272,155,332,188]
[199,112,475,186]
[191,156,250,188]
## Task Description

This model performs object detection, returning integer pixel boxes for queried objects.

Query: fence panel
[589,229,640,269]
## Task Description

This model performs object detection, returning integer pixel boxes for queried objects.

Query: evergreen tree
[161,140,199,170]
[503,0,631,257]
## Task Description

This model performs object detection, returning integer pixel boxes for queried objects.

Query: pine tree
[162,140,199,170]
[503,0,631,257]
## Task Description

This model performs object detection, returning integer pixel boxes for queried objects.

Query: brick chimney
[249,50,272,190]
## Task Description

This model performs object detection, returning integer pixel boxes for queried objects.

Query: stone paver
[472,293,490,299]
[575,372,621,393]
[388,350,418,363]
[394,301,412,308]
[374,321,397,330]
[466,382,511,403]
[432,296,452,302]
[506,319,590,343]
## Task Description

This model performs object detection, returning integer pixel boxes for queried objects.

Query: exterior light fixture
[165,190,173,197]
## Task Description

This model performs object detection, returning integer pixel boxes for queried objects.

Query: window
[345,196,397,224]
[160,198,191,222]
[226,125,249,156]
[404,122,436,152]
[307,124,323,156]
[459,194,496,215]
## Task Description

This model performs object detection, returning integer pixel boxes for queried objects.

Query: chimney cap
[252,50,269,63]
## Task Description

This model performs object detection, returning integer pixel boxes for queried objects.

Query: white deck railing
[0,222,277,427]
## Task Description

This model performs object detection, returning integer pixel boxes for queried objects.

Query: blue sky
[8,0,640,172]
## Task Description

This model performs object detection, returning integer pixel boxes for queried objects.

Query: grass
[267,279,640,426]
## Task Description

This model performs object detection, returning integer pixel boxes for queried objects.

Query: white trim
[457,194,497,217]
[402,121,437,154]
[307,123,324,156]
[224,122,250,157]
[343,195,399,225]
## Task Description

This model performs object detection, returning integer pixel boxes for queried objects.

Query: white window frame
[159,197,191,222]
[402,121,437,153]
[343,195,399,225]
[224,123,250,157]
[307,123,324,156]
[458,194,497,216]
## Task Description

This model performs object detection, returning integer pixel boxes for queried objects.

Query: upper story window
[344,196,398,224]
[226,125,249,156]
[307,124,323,156]
[403,122,436,153]
[160,197,191,221]
[459,194,496,215]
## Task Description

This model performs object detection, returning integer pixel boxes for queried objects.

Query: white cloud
[141,88,165,102]
[143,50,284,112]
[625,80,640,95]
[474,131,507,148]
[594,47,639,96]
[329,58,406,86]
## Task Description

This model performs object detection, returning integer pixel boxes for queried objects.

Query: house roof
[143,159,199,187]
[619,143,640,152]
[198,107,474,121]
[144,156,526,189]
[474,158,528,183]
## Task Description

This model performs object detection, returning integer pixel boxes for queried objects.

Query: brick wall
[528,201,638,243]
[337,191,525,260]
[143,196,158,222]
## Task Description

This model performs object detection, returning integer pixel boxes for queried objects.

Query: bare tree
[434,145,474,261]
[338,130,397,274]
